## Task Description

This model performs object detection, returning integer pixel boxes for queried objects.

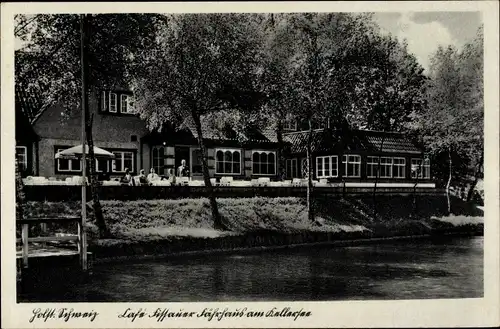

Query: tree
[15,159,25,221]
[457,27,484,201]
[410,26,484,210]
[349,33,426,219]
[256,13,300,178]
[130,14,263,230]
[411,46,467,213]
[15,14,164,236]
[271,13,407,223]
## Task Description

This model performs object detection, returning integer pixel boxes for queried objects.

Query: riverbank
[22,195,483,261]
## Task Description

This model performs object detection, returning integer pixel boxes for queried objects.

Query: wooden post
[81,220,88,271]
[77,220,82,254]
[80,14,88,271]
[77,219,87,271]
[22,223,29,268]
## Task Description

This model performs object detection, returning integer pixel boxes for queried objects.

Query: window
[101,91,134,114]
[342,155,361,178]
[368,156,406,179]
[56,148,81,172]
[95,159,109,173]
[423,158,430,179]
[191,148,203,175]
[152,146,165,174]
[120,94,134,114]
[316,155,338,178]
[16,146,27,171]
[285,159,298,179]
[283,119,297,131]
[252,151,276,175]
[366,156,379,178]
[112,151,134,173]
[311,121,327,130]
[109,92,117,113]
[393,157,406,178]
[411,158,430,179]
[216,149,241,175]
[379,157,393,178]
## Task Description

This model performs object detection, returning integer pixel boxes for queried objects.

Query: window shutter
[101,91,107,112]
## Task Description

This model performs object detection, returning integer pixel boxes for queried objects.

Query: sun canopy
[54,144,116,160]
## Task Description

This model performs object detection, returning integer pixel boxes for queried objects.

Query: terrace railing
[16,217,88,270]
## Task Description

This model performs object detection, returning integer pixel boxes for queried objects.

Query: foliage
[130,14,265,229]
[15,160,25,220]
[15,14,165,115]
[350,35,427,131]
[409,26,483,188]
[130,13,262,131]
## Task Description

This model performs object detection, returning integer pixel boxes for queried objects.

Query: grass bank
[22,195,483,259]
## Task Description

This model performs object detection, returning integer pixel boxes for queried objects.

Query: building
[18,88,280,180]
[15,86,40,177]
[30,88,149,178]
[16,87,431,184]
[278,128,431,183]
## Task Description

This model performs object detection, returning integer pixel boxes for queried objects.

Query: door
[175,146,190,177]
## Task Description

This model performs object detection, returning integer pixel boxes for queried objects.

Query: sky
[372,12,483,71]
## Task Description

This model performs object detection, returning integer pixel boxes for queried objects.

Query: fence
[23,185,446,202]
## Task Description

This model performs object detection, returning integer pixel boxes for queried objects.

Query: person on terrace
[177,159,189,178]
[138,169,148,185]
[147,167,160,184]
[121,168,135,186]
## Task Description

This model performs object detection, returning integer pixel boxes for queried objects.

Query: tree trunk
[466,153,483,202]
[372,134,387,221]
[276,119,286,180]
[86,113,110,237]
[446,147,453,215]
[192,113,227,231]
[306,119,315,223]
[15,159,25,221]
[81,14,109,238]
[412,163,419,217]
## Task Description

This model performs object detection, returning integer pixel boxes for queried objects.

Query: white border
[2,2,499,328]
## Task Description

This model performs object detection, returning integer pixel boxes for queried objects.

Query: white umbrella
[55,144,116,160]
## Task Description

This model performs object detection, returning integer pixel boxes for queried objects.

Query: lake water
[19,236,483,302]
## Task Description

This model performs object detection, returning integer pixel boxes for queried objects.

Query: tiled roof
[15,85,44,123]
[183,117,277,144]
[281,128,422,155]
[365,134,422,153]
[15,85,40,141]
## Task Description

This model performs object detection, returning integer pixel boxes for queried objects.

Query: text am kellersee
[118,307,312,322]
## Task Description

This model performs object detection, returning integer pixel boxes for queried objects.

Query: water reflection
[19,236,483,302]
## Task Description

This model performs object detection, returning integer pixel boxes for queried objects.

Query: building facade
[16,88,431,183]
[15,87,40,177]
[280,128,431,183]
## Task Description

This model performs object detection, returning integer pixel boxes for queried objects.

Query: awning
[55,144,116,160]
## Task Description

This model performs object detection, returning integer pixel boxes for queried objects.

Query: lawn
[21,195,483,245]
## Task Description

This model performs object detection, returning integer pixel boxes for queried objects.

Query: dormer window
[283,119,297,131]
[120,94,134,114]
[109,92,117,113]
[100,90,134,115]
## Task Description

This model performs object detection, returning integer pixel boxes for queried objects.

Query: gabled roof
[182,117,278,145]
[15,85,40,142]
[15,84,46,124]
[281,128,423,155]
[143,117,279,147]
